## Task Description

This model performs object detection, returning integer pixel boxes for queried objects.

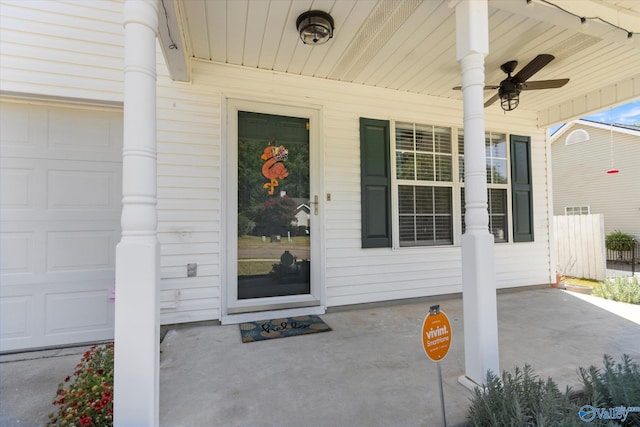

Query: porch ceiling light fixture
[296,10,334,45]
[499,80,521,112]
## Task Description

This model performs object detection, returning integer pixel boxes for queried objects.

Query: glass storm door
[236,111,311,300]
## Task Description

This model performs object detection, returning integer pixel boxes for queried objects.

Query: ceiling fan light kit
[499,80,520,111]
[453,54,570,111]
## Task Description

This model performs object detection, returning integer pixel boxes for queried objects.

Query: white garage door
[0,101,122,352]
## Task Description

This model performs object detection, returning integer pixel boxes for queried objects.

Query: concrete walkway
[1,287,639,427]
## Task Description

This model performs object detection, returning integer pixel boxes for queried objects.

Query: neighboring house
[292,199,311,232]
[551,119,640,239]
[1,3,640,418]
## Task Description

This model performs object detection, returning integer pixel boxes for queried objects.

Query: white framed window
[395,123,453,246]
[565,206,590,215]
[565,129,590,145]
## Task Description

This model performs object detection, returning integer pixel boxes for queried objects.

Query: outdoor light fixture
[296,10,334,45]
[499,80,521,111]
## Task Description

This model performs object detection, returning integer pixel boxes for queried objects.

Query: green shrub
[593,276,640,304]
[47,343,114,426]
[466,364,580,426]
[579,354,640,426]
[237,213,254,236]
[466,355,640,426]
[605,231,636,252]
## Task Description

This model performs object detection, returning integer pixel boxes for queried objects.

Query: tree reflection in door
[237,111,310,299]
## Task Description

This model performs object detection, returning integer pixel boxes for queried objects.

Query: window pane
[489,189,507,242]
[396,125,414,150]
[434,187,452,214]
[399,215,415,243]
[494,159,508,184]
[415,125,433,152]
[489,189,506,213]
[416,216,434,242]
[435,216,453,242]
[486,133,506,157]
[436,155,452,181]
[486,132,507,184]
[487,159,508,184]
[398,185,414,214]
[415,186,433,214]
[416,153,434,181]
[399,185,452,246]
[434,126,452,153]
[396,152,415,180]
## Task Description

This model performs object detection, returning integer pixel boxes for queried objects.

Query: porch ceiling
[159,0,640,126]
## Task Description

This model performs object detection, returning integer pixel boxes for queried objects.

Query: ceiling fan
[454,54,569,111]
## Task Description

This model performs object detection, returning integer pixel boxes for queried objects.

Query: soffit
[162,0,640,125]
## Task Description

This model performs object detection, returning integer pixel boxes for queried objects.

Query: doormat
[239,315,331,343]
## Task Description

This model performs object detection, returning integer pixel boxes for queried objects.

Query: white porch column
[454,0,500,385]
[115,0,160,425]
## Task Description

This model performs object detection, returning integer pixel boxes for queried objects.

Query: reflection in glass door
[237,111,310,299]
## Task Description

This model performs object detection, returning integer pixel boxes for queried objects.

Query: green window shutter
[510,135,534,242]
[360,118,392,248]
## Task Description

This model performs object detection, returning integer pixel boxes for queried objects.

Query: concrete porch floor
[1,287,639,427]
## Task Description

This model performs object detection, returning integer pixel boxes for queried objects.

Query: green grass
[238,260,274,276]
[563,277,600,287]
[238,235,310,248]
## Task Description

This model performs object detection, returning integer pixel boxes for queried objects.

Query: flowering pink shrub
[47,343,114,426]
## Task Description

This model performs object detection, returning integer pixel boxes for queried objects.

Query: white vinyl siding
[552,122,640,240]
[0,0,124,103]
[156,83,222,323]
[1,0,555,333]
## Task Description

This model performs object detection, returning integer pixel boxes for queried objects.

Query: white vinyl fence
[553,214,606,281]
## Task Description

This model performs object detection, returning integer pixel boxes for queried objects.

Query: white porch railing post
[454,0,500,385]
[115,0,160,425]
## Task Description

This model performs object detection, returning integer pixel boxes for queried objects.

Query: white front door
[0,101,122,351]
[224,100,323,320]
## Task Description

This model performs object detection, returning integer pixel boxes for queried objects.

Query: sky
[581,99,640,126]
[551,99,640,134]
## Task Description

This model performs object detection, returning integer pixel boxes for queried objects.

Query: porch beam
[453,0,500,386]
[157,0,190,82]
[115,0,160,425]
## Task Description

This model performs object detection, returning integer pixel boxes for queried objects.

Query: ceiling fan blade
[452,85,500,90]
[484,93,500,107]
[512,54,555,84]
[521,79,569,90]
